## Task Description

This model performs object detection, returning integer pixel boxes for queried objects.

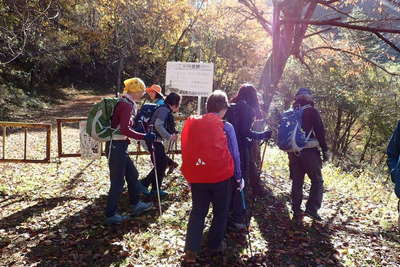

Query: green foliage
[276,28,400,166]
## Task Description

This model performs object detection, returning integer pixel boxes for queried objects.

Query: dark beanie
[295,87,312,96]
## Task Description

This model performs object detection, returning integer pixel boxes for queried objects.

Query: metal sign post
[197,96,201,115]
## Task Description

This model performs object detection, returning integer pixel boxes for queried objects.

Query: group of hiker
[82,69,400,265]
[88,76,333,262]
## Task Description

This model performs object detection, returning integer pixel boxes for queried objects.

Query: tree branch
[324,4,356,19]
[238,0,272,36]
[282,19,400,34]
[373,32,400,54]
[304,27,332,38]
[161,0,205,67]
[308,0,340,5]
[305,46,400,76]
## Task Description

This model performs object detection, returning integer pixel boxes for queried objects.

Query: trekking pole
[145,124,162,216]
[240,188,253,257]
[151,144,162,216]
[259,141,267,173]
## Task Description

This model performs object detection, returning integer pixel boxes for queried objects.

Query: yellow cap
[123,78,145,94]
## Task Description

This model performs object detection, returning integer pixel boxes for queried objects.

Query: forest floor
[0,91,400,266]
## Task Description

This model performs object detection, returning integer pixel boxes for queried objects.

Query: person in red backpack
[182,90,242,263]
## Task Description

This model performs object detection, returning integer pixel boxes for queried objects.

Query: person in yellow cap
[104,77,155,225]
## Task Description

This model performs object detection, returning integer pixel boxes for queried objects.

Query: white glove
[236,178,245,191]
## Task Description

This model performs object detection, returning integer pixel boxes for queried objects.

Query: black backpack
[224,103,240,133]
[134,103,177,136]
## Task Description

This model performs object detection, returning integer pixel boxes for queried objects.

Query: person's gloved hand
[322,151,330,162]
[262,130,272,141]
[236,178,245,191]
[144,132,156,145]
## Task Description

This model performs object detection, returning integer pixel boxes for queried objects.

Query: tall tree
[238,0,400,112]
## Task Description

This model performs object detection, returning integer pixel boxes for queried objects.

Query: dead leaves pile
[1,128,400,266]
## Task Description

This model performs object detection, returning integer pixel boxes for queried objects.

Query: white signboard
[165,62,214,96]
[79,121,101,159]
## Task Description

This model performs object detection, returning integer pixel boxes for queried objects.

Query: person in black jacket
[386,121,400,227]
[289,87,329,223]
[224,84,271,230]
[386,121,400,198]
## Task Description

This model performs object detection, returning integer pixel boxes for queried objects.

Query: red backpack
[181,113,234,184]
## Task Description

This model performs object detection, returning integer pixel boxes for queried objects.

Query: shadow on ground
[240,179,342,266]
[181,177,344,266]
[21,193,171,267]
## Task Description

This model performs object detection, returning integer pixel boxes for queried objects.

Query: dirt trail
[34,93,113,124]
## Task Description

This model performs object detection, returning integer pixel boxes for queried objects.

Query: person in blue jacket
[146,84,179,175]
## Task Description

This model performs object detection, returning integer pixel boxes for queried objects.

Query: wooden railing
[0,121,51,163]
[56,117,183,158]
[0,117,185,163]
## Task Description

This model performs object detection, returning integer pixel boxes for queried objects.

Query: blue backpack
[277,105,317,153]
[133,103,159,133]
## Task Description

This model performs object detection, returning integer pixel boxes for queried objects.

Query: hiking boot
[305,210,322,221]
[251,187,265,197]
[167,161,179,175]
[208,239,227,253]
[132,201,153,216]
[228,222,247,232]
[149,189,168,197]
[105,214,129,225]
[138,181,150,195]
[292,212,304,225]
[183,250,197,264]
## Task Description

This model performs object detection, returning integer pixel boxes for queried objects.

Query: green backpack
[86,97,129,141]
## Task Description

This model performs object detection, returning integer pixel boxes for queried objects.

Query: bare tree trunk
[258,1,317,112]
[359,127,374,163]
[116,56,125,97]
[332,107,342,157]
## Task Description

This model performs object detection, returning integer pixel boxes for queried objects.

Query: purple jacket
[224,121,242,180]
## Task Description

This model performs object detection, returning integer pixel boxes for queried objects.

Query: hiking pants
[105,140,140,217]
[142,141,168,191]
[249,140,262,193]
[185,178,232,252]
[289,148,324,215]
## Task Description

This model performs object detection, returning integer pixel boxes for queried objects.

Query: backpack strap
[300,104,312,111]
[300,104,316,142]
[111,97,135,136]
